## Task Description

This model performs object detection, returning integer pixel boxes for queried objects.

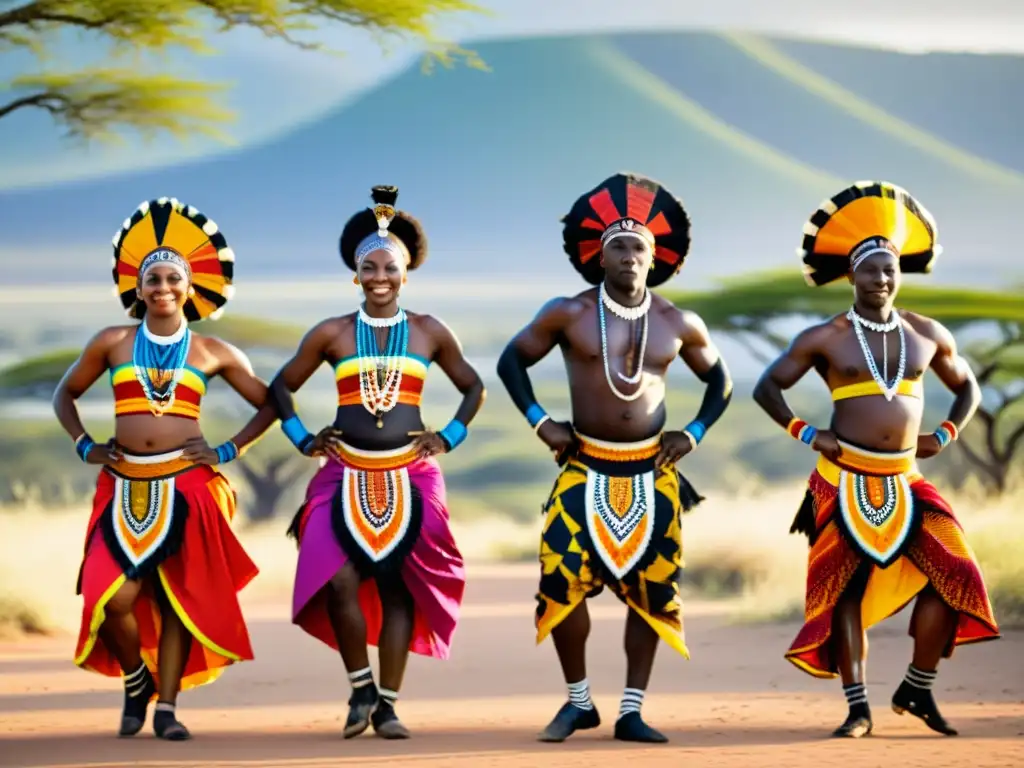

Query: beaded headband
[850,237,900,273]
[600,218,656,248]
[137,248,191,285]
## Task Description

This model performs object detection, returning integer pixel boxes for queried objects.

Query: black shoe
[832,704,873,738]
[537,701,601,743]
[614,711,668,743]
[371,700,411,739]
[343,684,379,739]
[153,707,192,741]
[892,681,958,736]
[118,668,156,737]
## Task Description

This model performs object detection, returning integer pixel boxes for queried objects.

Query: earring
[352,276,360,285]
[402,275,408,285]
[188,286,196,296]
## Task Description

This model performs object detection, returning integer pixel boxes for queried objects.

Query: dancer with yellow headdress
[753,181,1000,738]
[269,186,485,740]
[52,198,278,740]
[496,173,733,744]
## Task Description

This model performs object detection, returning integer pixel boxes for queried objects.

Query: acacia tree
[665,271,1024,495]
[0,0,484,140]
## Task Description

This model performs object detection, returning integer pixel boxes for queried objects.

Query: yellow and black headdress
[799,181,940,287]
[339,186,428,273]
[112,197,235,320]
[561,172,691,288]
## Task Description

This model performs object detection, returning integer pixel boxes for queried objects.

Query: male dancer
[497,173,732,743]
[753,181,1000,738]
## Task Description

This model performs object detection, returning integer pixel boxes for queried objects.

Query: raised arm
[752,323,837,455]
[52,327,125,464]
[675,310,733,445]
[496,297,575,429]
[418,315,485,454]
[919,317,981,457]
[268,321,334,455]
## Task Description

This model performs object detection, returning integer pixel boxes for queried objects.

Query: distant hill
[1,31,1020,288]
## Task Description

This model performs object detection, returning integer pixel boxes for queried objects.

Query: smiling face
[851,251,901,311]
[137,264,189,318]
[358,248,406,309]
[601,234,653,293]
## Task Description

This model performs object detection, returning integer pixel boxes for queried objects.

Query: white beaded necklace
[358,306,404,328]
[599,283,650,400]
[847,306,906,401]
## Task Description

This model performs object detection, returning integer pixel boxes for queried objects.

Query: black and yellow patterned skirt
[535,433,703,658]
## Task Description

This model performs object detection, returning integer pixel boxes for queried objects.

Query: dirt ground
[1,564,1021,768]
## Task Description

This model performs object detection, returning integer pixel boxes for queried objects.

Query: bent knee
[106,579,143,615]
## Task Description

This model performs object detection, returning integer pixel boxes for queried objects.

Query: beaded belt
[107,448,197,481]
[329,441,419,472]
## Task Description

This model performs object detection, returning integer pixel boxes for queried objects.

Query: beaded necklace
[847,306,906,401]
[598,283,650,401]
[132,319,192,417]
[355,306,408,427]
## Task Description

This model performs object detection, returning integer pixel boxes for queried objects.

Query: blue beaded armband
[74,433,95,462]
[214,440,239,464]
[525,403,547,429]
[281,415,314,453]
[683,420,707,445]
[438,419,468,452]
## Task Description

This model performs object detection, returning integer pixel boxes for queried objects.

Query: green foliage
[0,348,78,394]
[0,0,486,140]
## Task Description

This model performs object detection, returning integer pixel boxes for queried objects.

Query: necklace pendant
[376,415,384,428]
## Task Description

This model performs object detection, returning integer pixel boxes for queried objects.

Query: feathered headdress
[799,181,940,286]
[561,173,691,288]
[112,197,235,320]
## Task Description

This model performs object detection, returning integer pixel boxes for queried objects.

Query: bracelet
[525,403,548,429]
[533,414,551,434]
[281,415,314,454]
[214,440,239,464]
[682,420,706,447]
[74,433,96,462]
[438,419,468,452]
[934,420,959,448]
[786,417,818,446]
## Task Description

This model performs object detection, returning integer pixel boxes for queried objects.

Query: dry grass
[1,485,1022,640]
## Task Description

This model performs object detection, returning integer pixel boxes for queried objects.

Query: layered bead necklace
[846,306,906,401]
[598,282,652,401]
[132,319,192,417]
[355,306,409,428]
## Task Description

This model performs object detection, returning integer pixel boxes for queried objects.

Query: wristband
[683,420,706,446]
[75,433,96,462]
[214,440,239,464]
[934,420,958,448]
[438,419,468,452]
[525,403,548,429]
[281,415,314,454]
[786,417,818,446]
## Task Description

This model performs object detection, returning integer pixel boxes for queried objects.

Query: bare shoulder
[89,324,135,350]
[536,293,591,325]
[655,294,706,333]
[900,309,951,344]
[406,311,457,341]
[790,314,847,352]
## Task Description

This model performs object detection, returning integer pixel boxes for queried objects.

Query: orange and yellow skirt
[535,433,703,659]
[74,449,258,692]
[787,440,1000,678]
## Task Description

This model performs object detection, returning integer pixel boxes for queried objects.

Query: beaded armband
[281,415,314,454]
[786,417,818,446]
[682,420,706,450]
[934,420,959,448]
[525,403,550,433]
[438,419,468,452]
[75,433,96,462]
[214,440,240,464]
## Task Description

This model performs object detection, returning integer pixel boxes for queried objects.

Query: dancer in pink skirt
[270,186,485,739]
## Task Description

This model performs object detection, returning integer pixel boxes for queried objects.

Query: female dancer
[53,198,278,740]
[271,186,485,739]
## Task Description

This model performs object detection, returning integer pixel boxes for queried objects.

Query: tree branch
[954,436,1004,489]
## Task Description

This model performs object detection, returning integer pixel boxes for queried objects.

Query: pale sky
[1,0,1021,189]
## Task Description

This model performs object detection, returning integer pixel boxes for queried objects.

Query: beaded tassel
[132,324,192,417]
[356,309,408,427]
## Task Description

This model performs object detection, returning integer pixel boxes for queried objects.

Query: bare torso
[815,311,938,451]
[558,289,684,442]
